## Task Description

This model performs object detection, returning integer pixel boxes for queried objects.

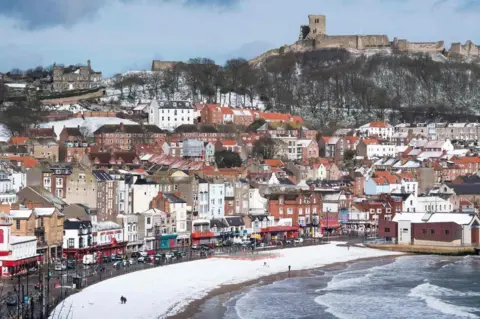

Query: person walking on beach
[288,265,291,272]
[347,244,350,250]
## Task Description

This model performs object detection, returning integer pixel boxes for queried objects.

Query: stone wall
[315,35,359,49]
[407,41,445,53]
[151,60,178,71]
[357,35,390,49]
[450,41,480,57]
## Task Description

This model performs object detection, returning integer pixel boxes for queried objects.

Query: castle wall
[357,35,390,49]
[315,35,359,49]
[450,41,480,57]
[407,41,444,53]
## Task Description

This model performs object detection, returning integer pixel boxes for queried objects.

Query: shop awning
[320,222,341,228]
[260,226,299,233]
[1,255,40,267]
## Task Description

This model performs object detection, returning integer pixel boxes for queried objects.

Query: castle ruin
[297,14,479,57]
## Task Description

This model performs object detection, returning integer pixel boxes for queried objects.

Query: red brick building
[267,192,322,227]
[94,123,167,151]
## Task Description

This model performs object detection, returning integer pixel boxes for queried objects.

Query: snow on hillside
[101,72,265,110]
[51,243,403,319]
[44,103,95,114]
[38,117,138,139]
[0,124,10,142]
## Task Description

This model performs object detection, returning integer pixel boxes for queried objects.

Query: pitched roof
[264,159,284,167]
[362,138,379,145]
[92,170,113,181]
[262,112,291,122]
[88,152,138,164]
[220,108,233,115]
[62,127,83,137]
[446,183,480,195]
[94,124,165,135]
[163,193,186,204]
[220,140,237,146]
[29,128,57,138]
[10,137,29,145]
[368,121,391,128]
[5,156,39,168]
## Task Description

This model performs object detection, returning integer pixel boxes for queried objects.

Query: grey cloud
[0,0,239,30]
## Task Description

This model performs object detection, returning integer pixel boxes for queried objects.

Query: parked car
[113,261,123,268]
[137,256,145,263]
[6,292,17,306]
[294,238,304,244]
[54,262,66,271]
[191,244,200,250]
[131,252,141,258]
[66,260,76,269]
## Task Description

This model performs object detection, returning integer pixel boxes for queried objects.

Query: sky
[1,0,480,77]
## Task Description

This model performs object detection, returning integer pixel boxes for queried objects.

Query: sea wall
[365,244,476,255]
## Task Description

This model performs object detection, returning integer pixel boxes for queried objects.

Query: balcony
[34,226,45,236]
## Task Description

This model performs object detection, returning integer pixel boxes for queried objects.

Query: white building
[116,214,140,252]
[403,195,452,213]
[208,182,225,218]
[358,122,394,140]
[63,219,93,250]
[392,212,480,245]
[93,221,124,246]
[162,194,188,235]
[148,100,194,131]
[248,188,267,214]
[138,208,166,252]
[0,222,38,277]
[365,143,396,159]
[131,178,159,214]
[196,177,209,219]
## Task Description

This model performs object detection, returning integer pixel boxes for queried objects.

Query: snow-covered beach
[51,243,403,319]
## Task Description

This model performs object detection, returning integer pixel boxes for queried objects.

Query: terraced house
[94,122,167,151]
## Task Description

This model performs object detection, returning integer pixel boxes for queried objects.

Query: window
[445,230,450,235]
[384,227,390,232]
[68,238,74,248]
[430,229,435,234]
[16,220,20,230]
[287,208,293,215]
[146,217,151,224]
[174,184,178,190]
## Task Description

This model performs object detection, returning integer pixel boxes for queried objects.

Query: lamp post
[326,209,331,243]
[312,214,319,244]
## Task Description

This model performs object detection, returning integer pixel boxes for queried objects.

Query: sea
[192,255,480,319]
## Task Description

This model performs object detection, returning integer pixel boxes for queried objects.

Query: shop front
[192,231,214,245]
[260,226,300,243]
[62,240,128,261]
[0,255,41,278]
[159,234,178,249]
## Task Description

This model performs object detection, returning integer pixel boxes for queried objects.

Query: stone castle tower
[299,14,326,40]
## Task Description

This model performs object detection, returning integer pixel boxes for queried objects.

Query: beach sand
[167,255,401,319]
